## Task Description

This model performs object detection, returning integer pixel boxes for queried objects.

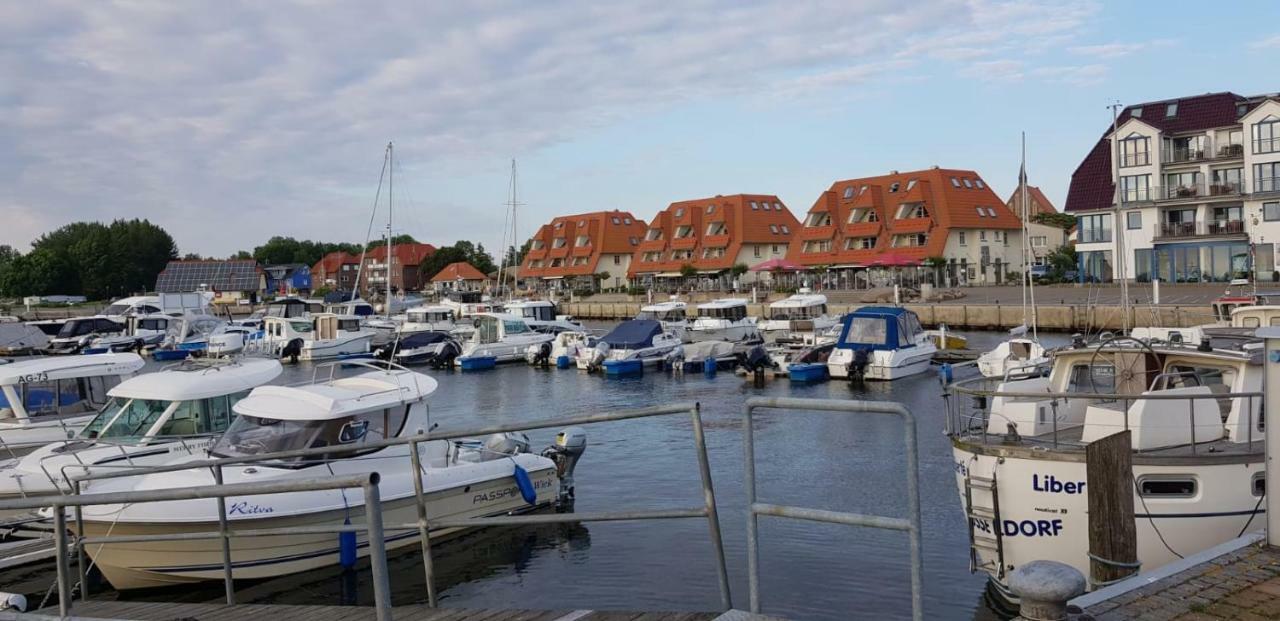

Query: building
[263,263,312,296]
[786,168,1025,286]
[522,210,647,290]
[154,259,265,303]
[311,251,361,293]
[361,243,436,295]
[1004,185,1072,267]
[627,195,799,288]
[430,261,489,293]
[1065,91,1280,283]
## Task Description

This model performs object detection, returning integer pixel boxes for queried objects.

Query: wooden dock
[12,601,783,621]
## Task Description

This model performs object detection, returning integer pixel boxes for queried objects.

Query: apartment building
[522,210,647,289]
[786,168,1025,285]
[1004,185,1071,266]
[361,242,436,295]
[1066,91,1280,283]
[627,194,799,286]
[311,251,361,293]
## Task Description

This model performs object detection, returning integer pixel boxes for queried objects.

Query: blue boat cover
[400,331,452,348]
[601,320,662,349]
[835,306,920,352]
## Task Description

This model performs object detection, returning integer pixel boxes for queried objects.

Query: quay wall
[561,302,1214,331]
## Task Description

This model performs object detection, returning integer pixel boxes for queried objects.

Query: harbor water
[2,327,1062,619]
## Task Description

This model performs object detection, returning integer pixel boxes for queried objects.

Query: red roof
[312,251,360,275]
[626,195,799,277]
[431,261,487,282]
[1004,185,1057,218]
[364,243,436,266]
[522,210,648,278]
[1065,92,1261,213]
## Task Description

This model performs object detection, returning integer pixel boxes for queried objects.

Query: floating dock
[12,602,784,621]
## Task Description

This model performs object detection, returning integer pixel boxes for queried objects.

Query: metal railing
[742,397,922,621]
[1216,143,1245,158]
[1164,147,1207,164]
[1154,219,1246,240]
[57,401,731,613]
[1256,177,1280,194]
[1254,138,1280,155]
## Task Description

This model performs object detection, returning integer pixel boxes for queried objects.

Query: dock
[7,602,783,621]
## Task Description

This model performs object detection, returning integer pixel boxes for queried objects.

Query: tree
[364,234,418,252]
[595,270,611,291]
[503,240,532,269]
[1046,245,1077,281]
[229,250,253,260]
[679,263,697,279]
[0,219,176,298]
[730,263,749,278]
[1033,212,1077,231]
[253,236,362,266]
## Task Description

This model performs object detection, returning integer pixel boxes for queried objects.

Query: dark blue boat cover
[401,331,452,348]
[602,320,661,349]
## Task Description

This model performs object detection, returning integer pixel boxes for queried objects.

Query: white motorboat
[78,364,585,590]
[976,335,1049,379]
[401,305,466,336]
[460,313,555,363]
[0,354,145,459]
[0,358,282,504]
[550,331,597,366]
[87,314,175,353]
[0,322,49,356]
[577,320,682,371]
[826,306,936,380]
[948,334,1267,607]
[100,296,163,323]
[635,299,689,342]
[688,299,760,343]
[758,290,836,344]
[504,300,585,334]
[41,316,126,355]
[261,314,375,362]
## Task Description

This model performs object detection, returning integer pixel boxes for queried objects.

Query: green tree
[1046,245,1077,281]
[504,240,532,268]
[254,237,361,266]
[679,263,697,279]
[364,234,417,252]
[730,263,749,279]
[1,219,176,298]
[229,250,253,260]
[1033,212,1077,230]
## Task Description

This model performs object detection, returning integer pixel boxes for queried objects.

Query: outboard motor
[526,341,553,368]
[587,341,610,372]
[665,344,686,376]
[434,340,461,369]
[848,349,870,383]
[280,337,304,364]
[542,427,587,508]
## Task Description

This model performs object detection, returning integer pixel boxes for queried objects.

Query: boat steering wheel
[1087,335,1157,395]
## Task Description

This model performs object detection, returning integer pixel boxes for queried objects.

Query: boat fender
[512,463,537,504]
[938,363,953,385]
[703,356,717,378]
[556,355,571,369]
[0,592,25,612]
[339,517,357,568]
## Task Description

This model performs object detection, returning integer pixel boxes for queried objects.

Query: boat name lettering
[17,372,49,384]
[228,501,274,515]
[1004,519,1063,537]
[473,479,553,504]
[1032,474,1085,494]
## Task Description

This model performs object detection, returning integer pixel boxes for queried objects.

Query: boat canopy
[108,358,282,401]
[602,320,662,349]
[0,353,145,387]
[232,370,437,421]
[399,331,454,348]
[835,306,924,351]
[264,298,310,319]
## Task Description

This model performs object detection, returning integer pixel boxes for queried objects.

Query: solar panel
[155,261,263,293]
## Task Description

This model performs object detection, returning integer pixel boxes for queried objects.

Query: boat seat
[1079,386,1224,450]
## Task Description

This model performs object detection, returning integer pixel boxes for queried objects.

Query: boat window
[1164,364,1235,417]
[103,304,131,316]
[503,320,530,334]
[635,311,656,321]
[18,378,83,417]
[290,321,314,334]
[96,319,123,332]
[1241,316,1261,328]
[58,320,95,338]
[136,318,168,331]
[338,319,361,332]
[0,386,17,419]
[1254,472,1265,497]
[161,391,248,438]
[1137,476,1196,498]
[408,312,426,323]
[211,407,404,465]
[841,317,887,345]
[83,398,172,441]
[1272,317,1280,327]
[476,317,500,343]
[1066,363,1112,394]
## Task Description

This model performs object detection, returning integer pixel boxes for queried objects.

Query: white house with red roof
[429,261,489,293]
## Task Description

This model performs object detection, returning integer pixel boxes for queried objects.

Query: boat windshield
[503,320,530,334]
[136,318,168,331]
[770,305,826,320]
[80,398,173,441]
[102,304,131,316]
[290,320,313,334]
[699,306,745,321]
[841,317,887,345]
[57,320,95,338]
[210,407,408,466]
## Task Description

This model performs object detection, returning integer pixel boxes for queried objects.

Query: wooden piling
[1086,430,1138,586]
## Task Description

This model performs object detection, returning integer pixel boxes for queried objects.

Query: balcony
[1215,143,1244,159]
[1120,152,1150,167]
[1154,220,1246,241]
[1164,148,1206,164]
[1257,177,1280,195]
[1254,138,1280,155]
[1154,182,1240,201]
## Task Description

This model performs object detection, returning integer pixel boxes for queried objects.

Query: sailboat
[977,134,1050,379]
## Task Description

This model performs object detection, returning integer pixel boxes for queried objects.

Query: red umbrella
[749,258,804,272]
[868,252,921,267]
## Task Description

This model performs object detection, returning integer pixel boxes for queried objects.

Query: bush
[626,286,648,296]
[571,288,595,299]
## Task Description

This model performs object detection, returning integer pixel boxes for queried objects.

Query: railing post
[213,465,235,604]
[364,476,392,621]
[54,504,70,617]
[690,402,731,610]
[744,401,761,613]
[73,480,88,602]
[409,437,438,607]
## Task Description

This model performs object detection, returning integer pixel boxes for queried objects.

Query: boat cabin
[0,354,145,424]
[326,299,376,317]
[55,317,125,341]
[471,313,536,344]
[835,307,924,351]
[636,301,687,323]
[102,296,162,321]
[264,298,312,319]
[696,299,749,321]
[768,293,828,320]
[600,320,664,350]
[263,314,364,342]
[406,306,456,325]
[1230,306,1280,328]
[506,300,559,323]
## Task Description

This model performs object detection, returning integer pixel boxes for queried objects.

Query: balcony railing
[1216,143,1244,158]
[1254,138,1280,155]
[1162,183,1203,200]
[1164,147,1206,164]
[1120,152,1150,167]
[1257,177,1280,194]
[1155,220,1246,240]
[1208,181,1243,196]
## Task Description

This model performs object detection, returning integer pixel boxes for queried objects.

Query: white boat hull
[827,345,936,380]
[462,334,555,362]
[298,334,374,361]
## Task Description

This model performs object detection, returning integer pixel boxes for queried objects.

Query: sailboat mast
[1109,102,1130,333]
[1022,133,1038,342]
[1020,133,1028,330]
[386,141,393,319]
[511,159,519,295]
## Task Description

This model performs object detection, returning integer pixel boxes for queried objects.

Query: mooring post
[1260,327,1280,546]
[1086,430,1138,587]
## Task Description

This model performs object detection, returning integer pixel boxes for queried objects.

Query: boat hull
[298,334,374,361]
[83,466,558,590]
[827,347,935,380]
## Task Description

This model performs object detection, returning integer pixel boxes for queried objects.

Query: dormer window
[906,179,917,191]
[555,222,564,229]
[624,218,632,224]
[1131,106,1143,118]
[889,182,900,193]
[707,205,715,214]
[674,225,693,238]
[806,212,832,227]
[750,201,759,210]
[1166,103,1178,117]
[975,207,986,218]
[646,228,664,241]
[962,179,973,189]
[552,237,567,248]
[706,221,727,236]
[575,235,590,247]
[897,203,928,219]
[675,207,685,217]
[531,240,545,249]
[781,224,790,234]
[769,224,779,234]
[578,220,586,227]
[629,237,639,245]
[950,177,961,188]
[612,217,621,224]
[773,202,782,210]
[860,185,868,194]
[975,179,985,189]
[843,186,854,199]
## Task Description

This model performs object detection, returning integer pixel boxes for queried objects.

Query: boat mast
[1109,102,1130,333]
[352,146,391,301]
[386,141,393,319]
[510,159,519,297]
[1022,132,1038,342]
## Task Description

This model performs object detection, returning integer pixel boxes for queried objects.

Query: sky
[3,0,1279,258]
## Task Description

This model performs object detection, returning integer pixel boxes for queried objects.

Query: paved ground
[1084,542,1280,620]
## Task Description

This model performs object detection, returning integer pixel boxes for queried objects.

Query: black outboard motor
[280,338,304,364]
[529,341,553,368]
[848,349,870,383]
[434,340,461,369]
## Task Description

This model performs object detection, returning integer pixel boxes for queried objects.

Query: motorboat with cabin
[635,298,689,342]
[549,331,597,367]
[0,358,282,509]
[77,363,586,589]
[261,314,375,362]
[946,333,1267,608]
[976,335,1049,379]
[0,354,145,459]
[826,306,936,380]
[100,296,162,323]
[87,314,174,353]
[758,290,836,344]
[41,316,125,355]
[504,300,585,334]
[576,319,682,371]
[459,313,555,363]
[688,298,760,343]
[400,305,467,336]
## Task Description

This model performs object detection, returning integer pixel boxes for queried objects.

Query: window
[843,186,854,199]
[772,245,780,253]
[1078,214,1112,243]
[958,232,966,246]
[769,224,779,234]
[975,179,986,189]
[1255,115,1280,154]
[552,237,567,248]
[642,251,662,262]
[1131,106,1143,117]
[578,220,586,227]
[1211,168,1242,194]
[898,204,928,219]
[550,258,564,267]
[646,228,663,241]
[802,240,832,253]
[1265,202,1280,222]
[1031,235,1047,247]
[773,202,782,210]
[1138,475,1196,498]
[1164,172,1201,198]
[986,207,998,217]
[807,212,832,227]
[1256,162,1280,193]
[571,257,589,266]
[979,231,987,242]
[702,247,726,259]
[974,207,986,218]
[750,201,759,210]
[962,178,973,189]
[893,233,927,247]
[531,240,545,249]
[906,179,917,191]
[612,216,621,224]
[889,182,900,192]
[575,235,590,247]
[674,226,692,238]
[629,236,638,245]
[950,177,960,188]
[753,246,762,258]
[555,222,564,229]
[624,218,632,224]
[860,237,876,249]
[1119,175,1150,202]
[1120,134,1150,167]
[780,225,790,234]
[1166,103,1178,117]
[1166,135,1205,163]
[706,205,715,214]
[706,221,727,236]
[1126,211,1142,230]
[613,255,621,265]
[1254,473,1265,498]
[675,207,684,217]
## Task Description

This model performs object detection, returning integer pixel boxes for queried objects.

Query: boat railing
[944,375,1264,453]
[0,415,87,463]
[60,401,732,614]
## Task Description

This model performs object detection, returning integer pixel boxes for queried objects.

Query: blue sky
[3,1,1278,257]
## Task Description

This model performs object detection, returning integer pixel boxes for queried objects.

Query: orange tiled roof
[365,243,436,266]
[785,168,1019,267]
[1004,185,1058,218]
[312,251,360,275]
[523,210,647,278]
[431,261,487,282]
[626,194,799,277]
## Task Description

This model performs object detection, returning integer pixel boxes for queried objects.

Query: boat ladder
[964,470,1005,579]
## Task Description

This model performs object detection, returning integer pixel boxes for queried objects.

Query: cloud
[1250,35,1280,49]
[1,0,1104,255]
[1029,64,1108,85]
[960,60,1025,81]
[1068,38,1174,58]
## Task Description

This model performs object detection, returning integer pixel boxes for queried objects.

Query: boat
[87,314,174,353]
[0,358,282,507]
[25,319,68,339]
[758,290,836,344]
[947,333,1266,608]
[976,336,1048,379]
[503,300,585,334]
[377,331,462,367]
[400,305,466,336]
[78,364,585,589]
[40,316,126,355]
[459,313,554,363]
[99,296,163,323]
[0,354,145,459]
[688,299,761,343]
[576,320,682,372]
[635,298,690,342]
[0,322,49,356]
[549,330,597,368]
[826,306,937,380]
[924,326,968,350]
[261,314,375,362]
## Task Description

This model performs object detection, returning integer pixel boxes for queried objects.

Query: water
[5,327,1068,619]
